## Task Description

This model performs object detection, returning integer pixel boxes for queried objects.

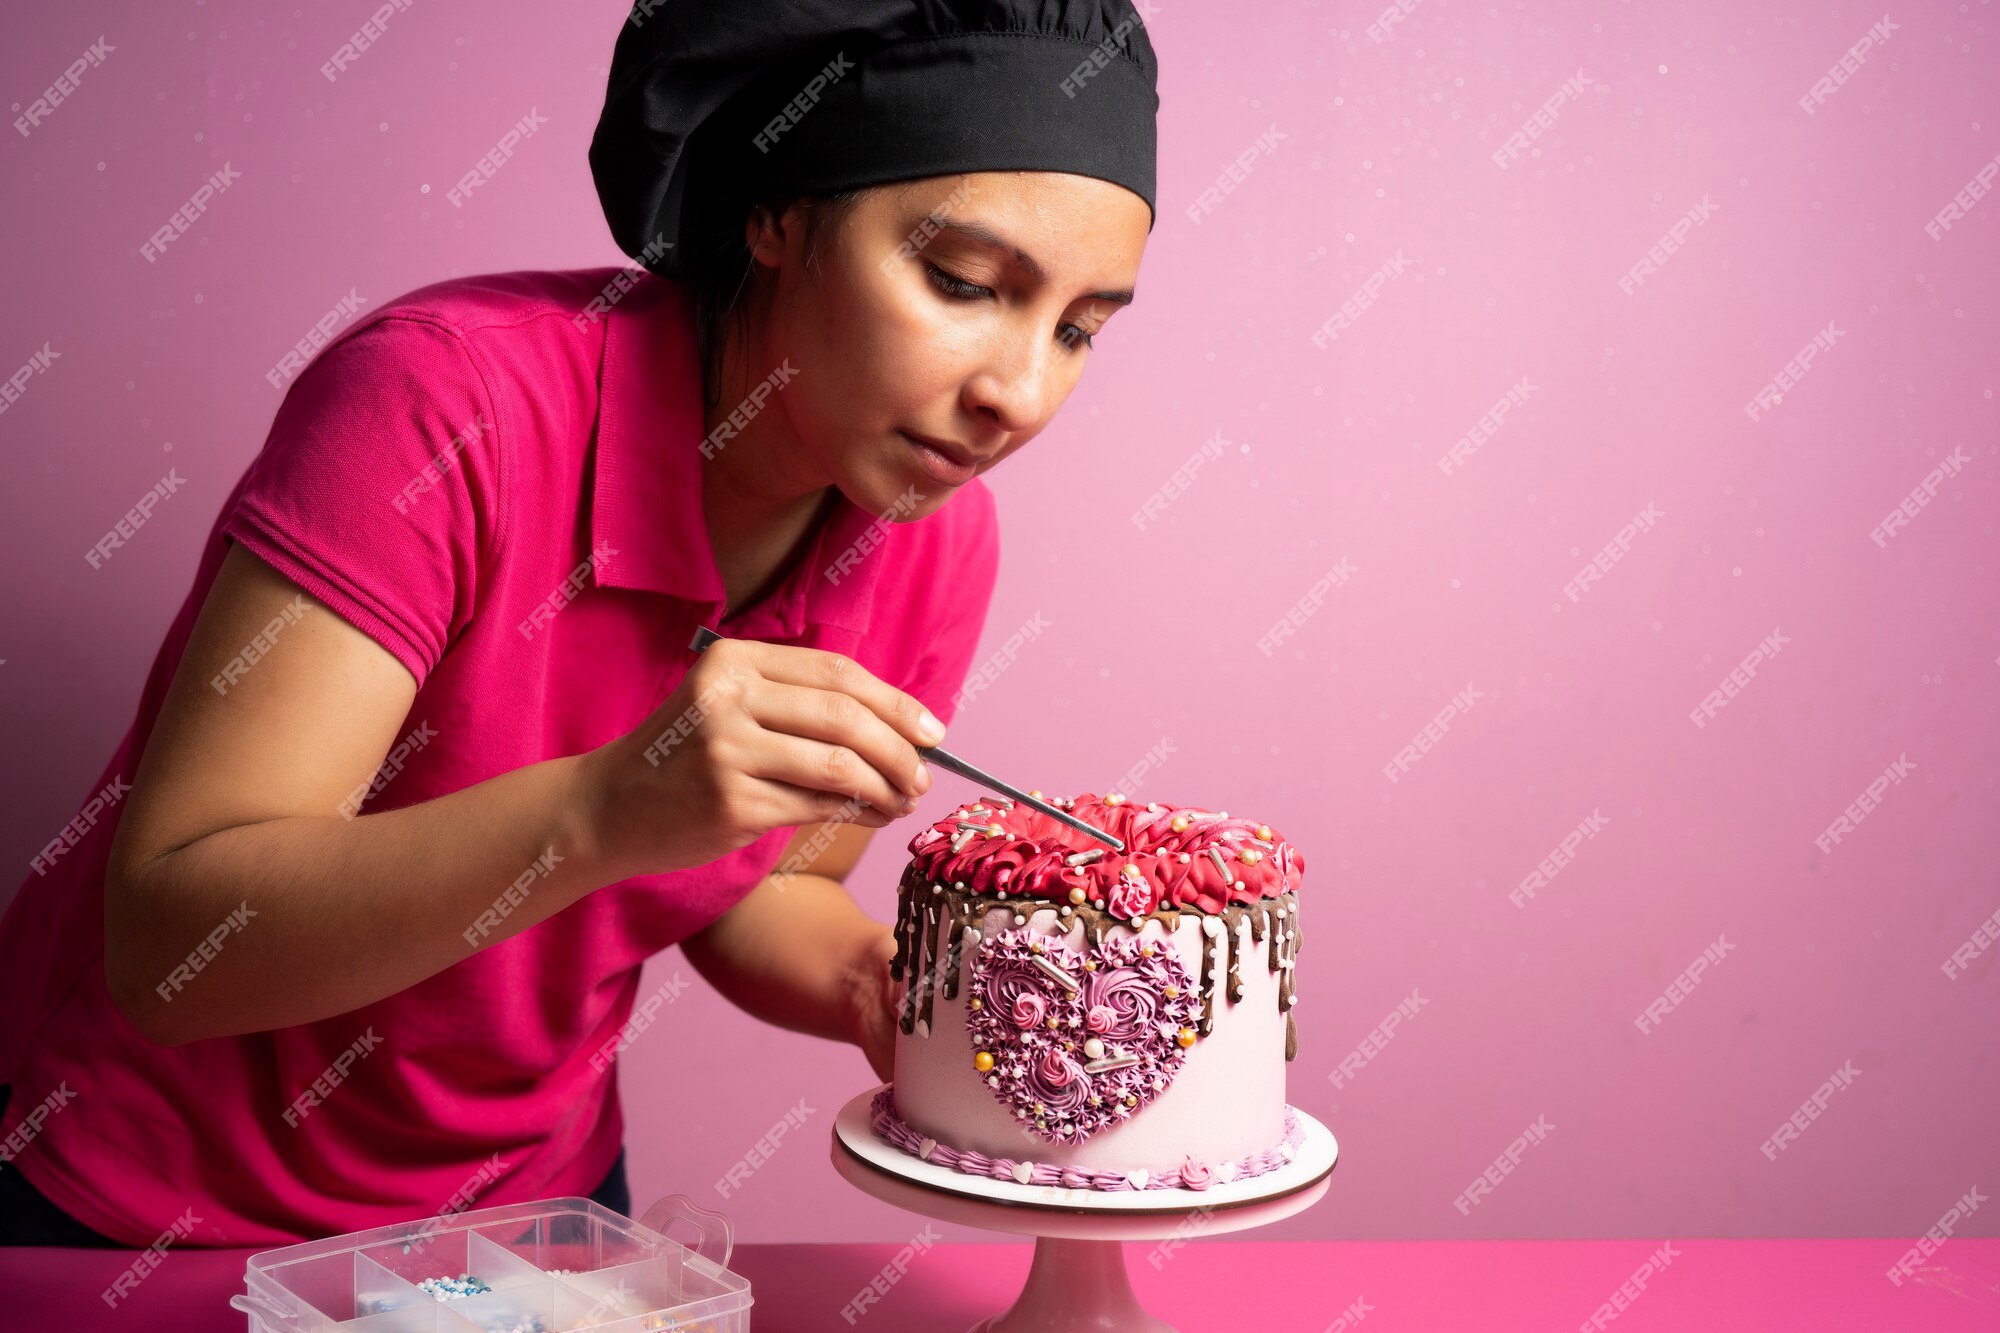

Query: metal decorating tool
[688,624,1126,853]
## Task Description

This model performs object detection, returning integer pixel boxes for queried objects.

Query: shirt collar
[592,274,884,639]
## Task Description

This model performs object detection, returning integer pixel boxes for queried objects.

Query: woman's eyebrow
[922,214,1136,307]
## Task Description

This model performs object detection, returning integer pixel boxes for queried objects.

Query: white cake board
[831,1084,1337,1331]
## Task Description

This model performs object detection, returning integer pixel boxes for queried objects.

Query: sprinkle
[1084,1053,1142,1074]
[951,829,975,853]
[1028,953,1080,994]
[417,1275,494,1301]
[1065,848,1106,866]
[1207,847,1232,882]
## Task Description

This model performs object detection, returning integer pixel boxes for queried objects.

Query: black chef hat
[589,0,1159,281]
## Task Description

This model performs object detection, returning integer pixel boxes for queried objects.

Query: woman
[0,0,1156,1246]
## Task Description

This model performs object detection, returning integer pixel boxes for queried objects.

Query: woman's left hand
[845,928,901,1084]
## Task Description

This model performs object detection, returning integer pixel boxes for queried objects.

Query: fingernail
[914,761,932,793]
[918,710,945,744]
[903,795,920,814]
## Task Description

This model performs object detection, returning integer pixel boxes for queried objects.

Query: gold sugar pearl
[1171,814,1190,832]
[1068,887,1087,905]
[974,1051,995,1072]
[1175,1028,1197,1048]
[1105,792,1126,805]
[1257,824,1273,840]
[1124,1094,1138,1107]
[1163,985,1179,998]
[969,998,983,1011]
[1030,941,1044,954]
[1047,1017,1061,1030]
[1239,848,1263,865]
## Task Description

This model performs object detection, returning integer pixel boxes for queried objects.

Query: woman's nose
[963,337,1057,435]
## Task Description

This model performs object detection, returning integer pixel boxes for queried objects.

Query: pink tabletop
[2,1238,1995,1331]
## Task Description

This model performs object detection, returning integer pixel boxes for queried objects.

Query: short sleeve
[897,481,1001,730]
[221,316,503,689]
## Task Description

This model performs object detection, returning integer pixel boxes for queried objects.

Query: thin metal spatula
[688,624,1126,853]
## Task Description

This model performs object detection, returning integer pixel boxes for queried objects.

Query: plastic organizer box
[231,1195,751,1332]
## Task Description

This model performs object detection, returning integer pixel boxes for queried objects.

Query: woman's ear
[742,201,791,271]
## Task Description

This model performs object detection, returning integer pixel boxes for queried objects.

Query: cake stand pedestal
[830,1085,1338,1332]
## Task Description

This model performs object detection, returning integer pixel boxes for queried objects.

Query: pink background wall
[4,1,1995,1243]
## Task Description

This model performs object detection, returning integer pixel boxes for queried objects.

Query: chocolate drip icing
[892,864,1302,1060]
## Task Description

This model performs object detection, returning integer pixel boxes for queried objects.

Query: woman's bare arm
[107,542,942,1047]
[104,543,612,1045]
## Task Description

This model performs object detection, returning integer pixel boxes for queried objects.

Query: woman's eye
[926,262,1095,351]
[924,262,991,300]
[1058,324,1096,352]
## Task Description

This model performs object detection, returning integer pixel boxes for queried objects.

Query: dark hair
[689,189,866,409]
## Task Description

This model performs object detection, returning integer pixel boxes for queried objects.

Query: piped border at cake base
[868,1086,1305,1194]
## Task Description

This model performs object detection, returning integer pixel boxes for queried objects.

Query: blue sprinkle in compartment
[233,1195,750,1332]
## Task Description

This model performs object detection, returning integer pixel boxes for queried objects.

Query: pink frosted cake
[877,790,1306,1192]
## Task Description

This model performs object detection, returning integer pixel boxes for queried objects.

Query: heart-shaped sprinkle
[1215,1161,1239,1184]
[965,926,1201,1143]
[1128,1168,1149,1190]
[1011,1162,1034,1184]
[918,1137,937,1161]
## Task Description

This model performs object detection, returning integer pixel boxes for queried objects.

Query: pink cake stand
[830,1084,1338,1332]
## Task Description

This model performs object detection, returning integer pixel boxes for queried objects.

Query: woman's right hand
[578,637,945,878]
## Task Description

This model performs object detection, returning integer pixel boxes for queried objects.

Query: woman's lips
[901,430,978,486]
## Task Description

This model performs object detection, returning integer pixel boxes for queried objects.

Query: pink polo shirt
[0,268,1000,1245]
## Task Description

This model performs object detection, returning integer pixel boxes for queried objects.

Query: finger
[741,677,931,800]
[752,775,905,830]
[743,734,919,819]
[728,642,947,751]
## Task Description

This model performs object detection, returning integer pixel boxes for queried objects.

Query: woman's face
[743,170,1152,518]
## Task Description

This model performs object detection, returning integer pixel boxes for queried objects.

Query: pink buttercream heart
[964,927,1202,1143]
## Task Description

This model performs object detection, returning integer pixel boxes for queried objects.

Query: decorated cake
[876,790,1305,1192]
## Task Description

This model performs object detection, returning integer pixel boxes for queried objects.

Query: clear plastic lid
[232,1195,750,1332]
